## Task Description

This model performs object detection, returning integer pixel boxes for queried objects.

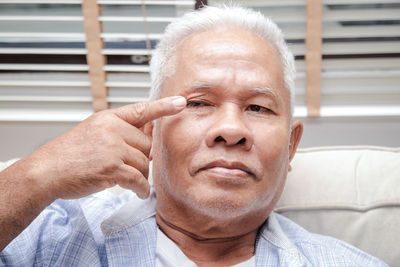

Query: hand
[24,96,186,200]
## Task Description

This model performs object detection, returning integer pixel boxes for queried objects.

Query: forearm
[0,158,55,250]
[0,98,182,250]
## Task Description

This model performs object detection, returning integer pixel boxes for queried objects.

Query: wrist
[17,156,58,206]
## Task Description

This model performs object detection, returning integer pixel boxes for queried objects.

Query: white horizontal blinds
[0,1,399,122]
[98,0,193,109]
[319,0,400,117]
[0,0,94,121]
[0,0,194,121]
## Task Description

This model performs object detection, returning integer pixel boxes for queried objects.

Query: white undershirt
[155,227,255,267]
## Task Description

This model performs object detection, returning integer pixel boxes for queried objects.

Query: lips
[196,159,254,179]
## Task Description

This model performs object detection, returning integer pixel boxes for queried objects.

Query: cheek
[254,125,290,177]
[163,117,198,151]
[157,115,206,172]
[253,129,289,205]
[153,116,208,195]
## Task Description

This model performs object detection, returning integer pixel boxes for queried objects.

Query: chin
[184,190,267,220]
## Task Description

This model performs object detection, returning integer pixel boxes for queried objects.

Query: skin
[0,96,186,250]
[0,25,303,267]
[150,26,303,266]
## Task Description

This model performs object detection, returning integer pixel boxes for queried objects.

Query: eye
[186,101,210,108]
[246,104,272,114]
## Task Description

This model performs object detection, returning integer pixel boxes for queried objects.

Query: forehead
[161,26,288,107]
[174,26,283,85]
[176,26,282,70]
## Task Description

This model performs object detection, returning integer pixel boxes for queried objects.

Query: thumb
[114,96,186,127]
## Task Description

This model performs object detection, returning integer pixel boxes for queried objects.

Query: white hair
[149,5,295,115]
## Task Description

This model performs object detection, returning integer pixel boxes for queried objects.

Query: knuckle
[105,135,122,148]
[110,159,123,172]
[100,158,123,175]
[126,171,143,188]
[88,111,114,131]
[90,129,117,149]
[90,110,109,122]
[132,102,149,121]
[129,172,141,183]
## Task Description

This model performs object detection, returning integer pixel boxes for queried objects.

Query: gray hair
[149,5,295,115]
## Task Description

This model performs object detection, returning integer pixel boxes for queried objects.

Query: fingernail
[171,96,186,110]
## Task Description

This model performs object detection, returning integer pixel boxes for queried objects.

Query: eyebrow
[189,83,278,98]
[252,87,278,98]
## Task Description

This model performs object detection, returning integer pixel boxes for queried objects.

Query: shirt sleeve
[0,190,132,266]
[0,158,20,172]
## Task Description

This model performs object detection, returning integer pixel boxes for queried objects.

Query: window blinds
[0,0,399,122]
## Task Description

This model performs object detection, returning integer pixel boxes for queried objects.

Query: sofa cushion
[275,146,400,266]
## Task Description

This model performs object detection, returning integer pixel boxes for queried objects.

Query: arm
[0,96,186,250]
[0,158,56,251]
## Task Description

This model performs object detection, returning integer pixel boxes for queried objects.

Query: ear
[142,121,154,160]
[288,120,303,171]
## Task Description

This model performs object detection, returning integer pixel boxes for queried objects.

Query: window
[0,0,399,122]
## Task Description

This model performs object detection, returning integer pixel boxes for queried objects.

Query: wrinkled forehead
[176,26,282,66]
[158,26,290,114]
[178,29,284,86]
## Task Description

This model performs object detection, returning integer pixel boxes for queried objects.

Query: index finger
[114,96,186,127]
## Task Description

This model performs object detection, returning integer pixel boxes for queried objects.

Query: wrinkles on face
[152,26,293,227]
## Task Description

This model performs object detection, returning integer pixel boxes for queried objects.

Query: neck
[156,212,260,266]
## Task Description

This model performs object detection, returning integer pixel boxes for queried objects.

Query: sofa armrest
[275,146,400,266]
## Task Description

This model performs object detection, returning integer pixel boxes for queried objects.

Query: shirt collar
[257,212,308,265]
[259,212,294,250]
[101,187,157,236]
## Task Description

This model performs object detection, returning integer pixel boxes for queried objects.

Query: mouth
[196,160,254,179]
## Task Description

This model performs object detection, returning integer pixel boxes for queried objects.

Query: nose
[205,104,253,151]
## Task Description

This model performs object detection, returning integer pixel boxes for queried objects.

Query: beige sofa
[276,146,400,266]
[1,146,399,265]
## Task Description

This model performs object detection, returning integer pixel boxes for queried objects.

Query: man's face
[151,26,302,220]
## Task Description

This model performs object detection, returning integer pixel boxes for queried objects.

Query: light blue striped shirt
[0,189,387,266]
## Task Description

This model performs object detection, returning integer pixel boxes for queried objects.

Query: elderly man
[0,6,386,266]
